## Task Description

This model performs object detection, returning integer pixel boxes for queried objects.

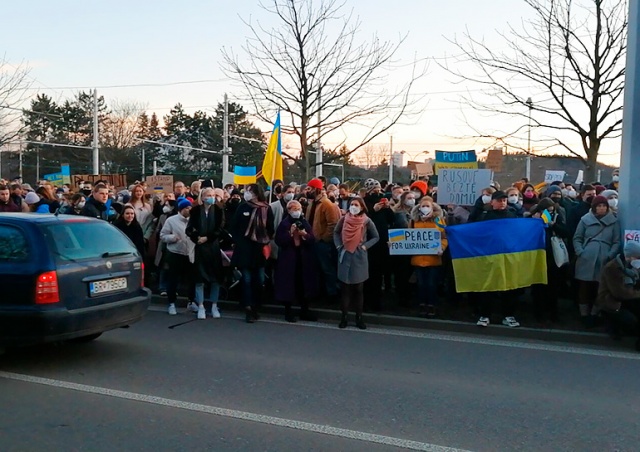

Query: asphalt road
[1,307,640,452]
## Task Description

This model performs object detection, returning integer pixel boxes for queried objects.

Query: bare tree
[357,143,389,169]
[0,57,31,147]
[222,0,426,179]
[101,100,147,173]
[441,0,627,182]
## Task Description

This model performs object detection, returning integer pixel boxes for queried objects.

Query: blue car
[0,213,151,348]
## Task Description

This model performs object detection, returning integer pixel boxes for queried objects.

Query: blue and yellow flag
[262,112,283,186]
[233,166,257,185]
[446,218,547,293]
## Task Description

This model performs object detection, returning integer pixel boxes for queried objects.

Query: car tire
[68,333,103,343]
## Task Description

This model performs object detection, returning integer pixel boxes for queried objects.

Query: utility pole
[222,93,230,184]
[141,148,145,179]
[388,135,394,183]
[153,160,157,176]
[19,141,23,181]
[92,88,99,175]
[315,88,322,178]
[526,97,532,181]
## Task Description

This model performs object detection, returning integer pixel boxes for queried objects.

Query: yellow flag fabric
[262,112,282,186]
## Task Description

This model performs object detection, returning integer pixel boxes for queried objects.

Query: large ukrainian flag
[446,218,547,293]
[261,111,283,186]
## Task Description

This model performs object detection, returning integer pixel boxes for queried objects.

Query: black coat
[186,204,225,284]
[476,208,518,222]
[231,202,274,269]
[115,221,146,257]
[80,197,109,221]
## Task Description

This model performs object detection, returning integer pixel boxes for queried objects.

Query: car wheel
[68,333,103,343]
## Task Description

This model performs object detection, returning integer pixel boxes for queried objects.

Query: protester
[606,168,620,191]
[410,180,428,201]
[154,194,177,296]
[337,184,353,213]
[468,187,496,222]
[389,191,417,305]
[334,197,380,329]
[160,198,194,315]
[521,184,539,212]
[25,192,49,213]
[174,181,189,198]
[9,184,29,212]
[80,184,111,221]
[186,187,225,320]
[232,183,274,323]
[505,186,525,217]
[189,180,202,200]
[35,186,60,213]
[129,184,155,240]
[601,189,619,216]
[0,184,20,212]
[269,183,295,259]
[274,200,319,322]
[114,205,146,257]
[573,195,620,327]
[223,189,242,242]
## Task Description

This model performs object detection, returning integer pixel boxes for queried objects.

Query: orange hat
[410,180,428,196]
[307,178,323,190]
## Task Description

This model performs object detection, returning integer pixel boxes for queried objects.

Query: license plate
[90,277,127,296]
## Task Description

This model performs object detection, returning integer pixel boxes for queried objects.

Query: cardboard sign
[437,169,492,206]
[575,170,584,185]
[388,228,442,255]
[145,175,174,194]
[545,170,565,184]
[485,149,503,172]
[625,230,640,244]
[73,174,127,190]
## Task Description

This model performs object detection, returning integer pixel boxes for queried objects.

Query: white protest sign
[624,230,640,244]
[575,170,584,185]
[388,229,442,256]
[545,170,565,184]
[437,169,492,206]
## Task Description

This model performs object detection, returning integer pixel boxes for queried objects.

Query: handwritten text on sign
[625,230,640,244]
[388,229,442,255]
[437,169,492,206]
[544,170,565,183]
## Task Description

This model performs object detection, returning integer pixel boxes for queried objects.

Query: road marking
[149,306,640,360]
[0,371,468,452]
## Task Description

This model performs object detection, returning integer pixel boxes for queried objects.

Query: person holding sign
[410,198,448,318]
[334,198,380,330]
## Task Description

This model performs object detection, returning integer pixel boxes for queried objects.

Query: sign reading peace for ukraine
[388,229,442,256]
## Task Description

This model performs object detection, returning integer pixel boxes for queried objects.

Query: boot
[245,307,255,324]
[338,313,348,329]
[285,305,297,323]
[355,314,367,330]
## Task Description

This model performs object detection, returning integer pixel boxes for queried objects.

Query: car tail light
[35,271,60,304]
[141,262,145,288]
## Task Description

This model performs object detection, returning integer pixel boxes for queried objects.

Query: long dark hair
[115,205,140,227]
[245,183,266,202]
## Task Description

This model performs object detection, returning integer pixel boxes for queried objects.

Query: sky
[0,0,624,169]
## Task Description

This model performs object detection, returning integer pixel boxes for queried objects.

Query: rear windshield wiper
[101,252,134,258]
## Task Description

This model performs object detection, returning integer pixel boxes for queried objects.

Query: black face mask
[229,198,241,206]
[550,196,561,203]
[368,193,383,202]
[586,196,595,205]
[274,185,283,194]
[82,189,92,197]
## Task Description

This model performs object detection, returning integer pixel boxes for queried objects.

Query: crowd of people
[1,168,638,351]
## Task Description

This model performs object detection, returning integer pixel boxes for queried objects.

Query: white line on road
[149,306,640,361]
[0,370,469,452]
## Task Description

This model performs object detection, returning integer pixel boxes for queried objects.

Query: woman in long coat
[186,187,225,320]
[573,195,620,326]
[333,197,379,330]
[274,200,319,322]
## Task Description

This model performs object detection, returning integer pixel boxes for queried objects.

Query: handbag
[551,235,570,267]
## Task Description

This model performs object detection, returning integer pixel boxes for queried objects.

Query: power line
[14,78,229,91]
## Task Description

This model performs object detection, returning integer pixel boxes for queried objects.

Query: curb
[151,295,615,347]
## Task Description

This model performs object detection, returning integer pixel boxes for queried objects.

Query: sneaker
[197,306,206,320]
[211,305,221,319]
[502,316,520,328]
[168,303,177,315]
[160,291,167,297]
[187,302,199,313]
[477,316,490,327]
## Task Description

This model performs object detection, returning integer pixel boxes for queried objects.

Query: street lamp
[526,97,533,180]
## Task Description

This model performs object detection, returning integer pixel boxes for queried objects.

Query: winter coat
[0,199,20,212]
[392,208,412,229]
[186,204,225,284]
[596,256,640,312]
[80,197,109,221]
[468,196,491,222]
[160,213,195,260]
[474,207,518,222]
[522,194,539,212]
[305,195,340,243]
[333,215,379,284]
[115,221,146,257]
[446,205,470,225]
[269,198,288,260]
[364,194,395,244]
[573,211,620,282]
[231,201,275,269]
[507,202,525,217]
[409,207,448,268]
[273,215,319,302]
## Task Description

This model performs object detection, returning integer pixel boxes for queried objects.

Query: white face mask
[608,198,618,208]
[419,206,432,216]
[404,199,416,208]
[349,205,361,215]
[567,190,577,199]
[77,201,86,209]
[508,195,519,204]
[631,259,640,269]
[284,193,294,202]
[289,210,302,219]
[482,195,492,204]
[243,191,253,202]
[163,205,172,214]
[411,190,422,199]
[612,175,620,182]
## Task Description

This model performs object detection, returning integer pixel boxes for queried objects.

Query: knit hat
[601,189,618,199]
[546,185,563,196]
[410,180,428,197]
[329,177,340,185]
[364,178,381,193]
[307,178,323,190]
[24,192,40,205]
[177,198,192,211]
[624,240,640,259]
[595,185,606,195]
[591,195,608,208]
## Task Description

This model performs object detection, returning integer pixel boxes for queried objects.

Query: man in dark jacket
[0,184,20,212]
[80,184,110,221]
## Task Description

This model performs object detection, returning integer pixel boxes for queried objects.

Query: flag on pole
[262,112,283,186]
[233,166,257,185]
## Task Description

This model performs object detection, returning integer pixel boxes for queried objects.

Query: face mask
[289,210,302,219]
[419,206,432,216]
[524,191,534,199]
[561,189,569,196]
[230,198,241,205]
[163,205,172,214]
[284,193,294,202]
[567,190,577,199]
[631,260,640,269]
[612,175,620,182]
[608,198,618,208]
[205,197,215,205]
[244,191,253,202]
[411,190,422,199]
[274,185,283,194]
[334,190,340,198]
[508,195,519,204]
[77,201,86,209]
[57,193,63,199]
[585,196,595,204]
[349,205,361,215]
[550,196,562,203]
[404,199,416,208]
[482,195,491,204]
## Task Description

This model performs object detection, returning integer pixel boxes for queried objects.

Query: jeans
[316,240,338,296]
[414,266,440,306]
[195,282,221,305]
[241,267,265,308]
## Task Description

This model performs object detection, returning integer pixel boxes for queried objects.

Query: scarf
[342,212,368,253]
[245,199,270,244]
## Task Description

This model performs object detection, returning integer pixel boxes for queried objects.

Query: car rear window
[0,225,29,262]
[42,221,138,262]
